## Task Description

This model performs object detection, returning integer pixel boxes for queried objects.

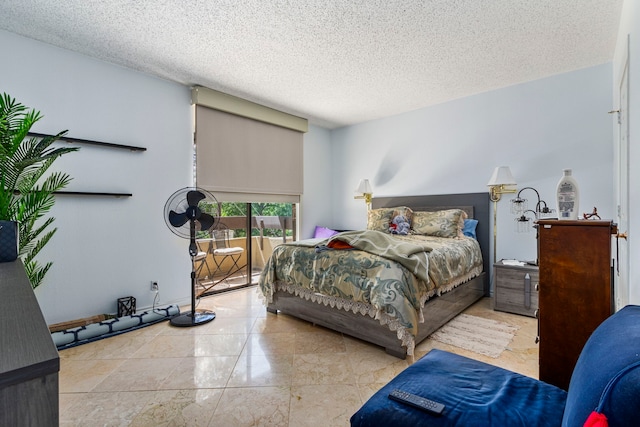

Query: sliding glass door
[195,201,297,295]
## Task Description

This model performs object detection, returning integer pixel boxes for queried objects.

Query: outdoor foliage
[0,93,78,288]
[197,201,294,238]
[220,202,293,237]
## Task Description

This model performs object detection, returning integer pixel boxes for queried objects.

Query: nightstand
[493,260,539,317]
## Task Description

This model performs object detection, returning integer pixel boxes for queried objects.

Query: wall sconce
[354,179,373,209]
[487,166,517,263]
[487,166,517,202]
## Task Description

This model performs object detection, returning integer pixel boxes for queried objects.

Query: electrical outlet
[150,281,159,291]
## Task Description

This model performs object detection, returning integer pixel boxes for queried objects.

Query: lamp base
[170,309,216,327]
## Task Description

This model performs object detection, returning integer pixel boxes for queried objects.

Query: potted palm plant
[0,93,78,288]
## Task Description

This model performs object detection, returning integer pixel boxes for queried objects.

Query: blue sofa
[351,305,640,427]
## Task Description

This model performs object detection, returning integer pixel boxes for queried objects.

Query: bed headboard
[372,192,490,296]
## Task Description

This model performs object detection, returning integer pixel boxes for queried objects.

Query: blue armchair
[351,305,640,427]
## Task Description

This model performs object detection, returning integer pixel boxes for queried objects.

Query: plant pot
[0,220,19,262]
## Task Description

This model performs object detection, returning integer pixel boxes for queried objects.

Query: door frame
[614,35,630,310]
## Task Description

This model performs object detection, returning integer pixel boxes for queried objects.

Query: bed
[258,192,490,359]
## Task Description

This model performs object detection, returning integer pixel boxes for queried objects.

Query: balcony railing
[194,215,294,294]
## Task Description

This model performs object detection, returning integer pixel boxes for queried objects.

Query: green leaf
[0,93,78,288]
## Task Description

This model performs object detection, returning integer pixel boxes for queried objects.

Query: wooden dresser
[537,219,616,390]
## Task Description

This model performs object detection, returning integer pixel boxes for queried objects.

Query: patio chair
[193,243,212,283]
[210,224,245,284]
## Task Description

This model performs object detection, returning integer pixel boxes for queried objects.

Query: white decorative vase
[556,169,579,220]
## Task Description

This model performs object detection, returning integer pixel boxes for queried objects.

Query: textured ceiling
[0,1,623,129]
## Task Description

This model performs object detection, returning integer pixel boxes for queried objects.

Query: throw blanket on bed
[324,230,433,282]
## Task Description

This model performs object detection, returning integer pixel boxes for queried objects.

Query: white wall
[301,125,334,239]
[331,64,614,267]
[1,30,194,324]
[613,0,640,305]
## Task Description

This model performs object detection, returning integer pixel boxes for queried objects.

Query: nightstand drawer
[493,262,539,317]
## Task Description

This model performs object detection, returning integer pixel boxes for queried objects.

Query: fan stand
[170,220,216,327]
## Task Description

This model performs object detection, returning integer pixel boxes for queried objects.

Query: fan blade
[187,190,205,207]
[169,210,189,228]
[198,213,215,231]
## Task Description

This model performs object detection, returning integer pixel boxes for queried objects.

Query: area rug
[430,314,519,358]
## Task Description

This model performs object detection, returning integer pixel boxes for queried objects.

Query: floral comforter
[258,230,483,353]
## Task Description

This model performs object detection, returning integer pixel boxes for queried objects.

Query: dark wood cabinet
[1,260,59,426]
[537,219,616,390]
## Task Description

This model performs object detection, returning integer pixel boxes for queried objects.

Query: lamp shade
[487,166,516,186]
[355,179,373,194]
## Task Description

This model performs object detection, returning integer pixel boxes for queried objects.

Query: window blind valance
[192,86,308,133]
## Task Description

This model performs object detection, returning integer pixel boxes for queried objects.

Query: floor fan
[164,187,220,326]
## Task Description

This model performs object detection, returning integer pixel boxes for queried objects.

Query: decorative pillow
[314,226,339,239]
[463,218,479,239]
[411,209,467,238]
[367,206,413,233]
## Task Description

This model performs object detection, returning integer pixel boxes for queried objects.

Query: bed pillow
[367,206,413,233]
[314,226,339,239]
[463,218,479,239]
[411,209,467,238]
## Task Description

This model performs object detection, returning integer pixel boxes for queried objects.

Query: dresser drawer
[493,262,539,317]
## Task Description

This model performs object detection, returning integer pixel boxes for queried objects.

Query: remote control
[388,389,445,415]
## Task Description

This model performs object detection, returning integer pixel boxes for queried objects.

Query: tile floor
[59,287,538,426]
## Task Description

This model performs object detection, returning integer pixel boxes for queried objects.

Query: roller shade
[194,104,304,203]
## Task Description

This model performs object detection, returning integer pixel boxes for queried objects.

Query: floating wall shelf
[23,132,143,196]
[28,132,146,152]
[14,190,132,197]
[54,191,133,197]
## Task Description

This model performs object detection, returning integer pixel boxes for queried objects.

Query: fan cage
[163,187,221,239]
